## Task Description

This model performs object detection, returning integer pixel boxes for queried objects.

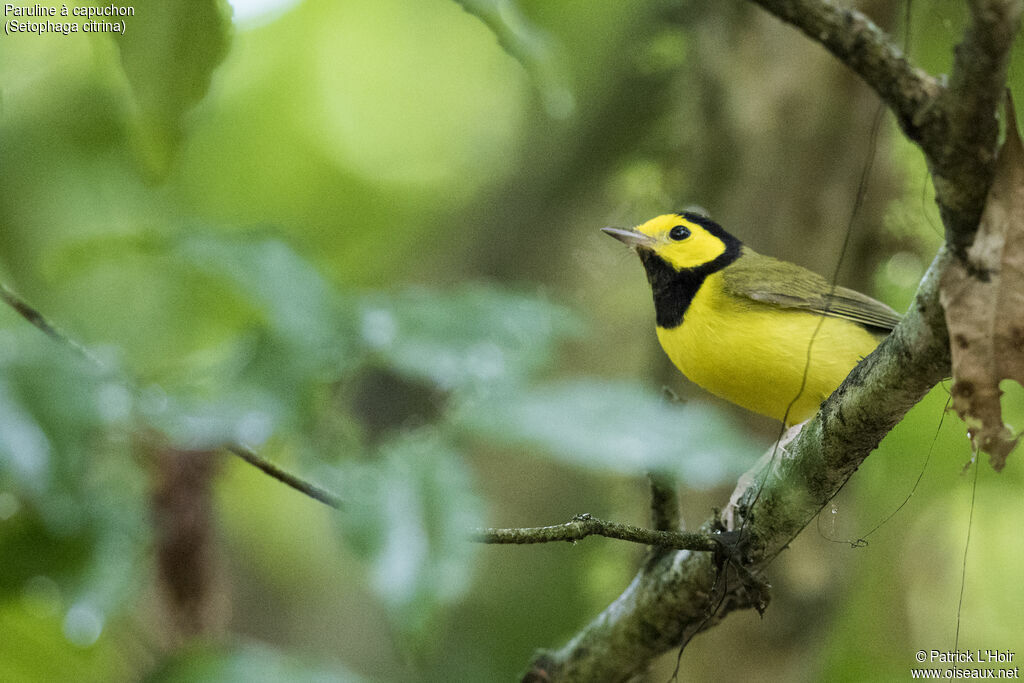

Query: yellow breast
[655,271,882,425]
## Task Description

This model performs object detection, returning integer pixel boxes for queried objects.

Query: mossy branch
[750,0,1023,253]
[523,0,1021,679]
[474,513,720,551]
[747,0,943,147]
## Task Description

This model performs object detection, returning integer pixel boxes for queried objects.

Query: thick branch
[737,250,951,558]
[525,4,1018,677]
[475,514,720,551]
[748,0,943,146]
[936,0,1024,253]
[752,0,1024,253]
[527,0,1024,676]
[528,249,952,681]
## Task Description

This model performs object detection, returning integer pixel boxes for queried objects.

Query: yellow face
[633,214,729,271]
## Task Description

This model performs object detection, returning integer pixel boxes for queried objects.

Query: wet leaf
[940,99,1024,470]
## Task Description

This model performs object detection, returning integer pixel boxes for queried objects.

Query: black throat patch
[638,214,742,329]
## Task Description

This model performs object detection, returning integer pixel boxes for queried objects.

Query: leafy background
[1,0,1022,680]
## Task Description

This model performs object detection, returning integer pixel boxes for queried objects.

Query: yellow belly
[655,272,883,425]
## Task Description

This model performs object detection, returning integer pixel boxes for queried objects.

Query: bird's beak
[601,227,655,248]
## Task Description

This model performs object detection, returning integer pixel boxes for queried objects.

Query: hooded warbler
[604,212,901,426]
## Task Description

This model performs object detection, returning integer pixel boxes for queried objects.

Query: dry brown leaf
[940,97,1024,470]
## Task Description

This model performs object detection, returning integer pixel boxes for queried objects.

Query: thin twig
[0,282,104,366]
[228,445,343,509]
[749,0,942,145]
[474,514,720,552]
[750,0,1024,252]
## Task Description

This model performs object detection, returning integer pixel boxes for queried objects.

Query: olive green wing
[721,249,902,332]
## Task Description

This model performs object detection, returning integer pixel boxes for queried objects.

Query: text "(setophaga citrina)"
[604,212,901,426]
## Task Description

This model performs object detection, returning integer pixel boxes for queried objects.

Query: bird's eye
[669,225,691,241]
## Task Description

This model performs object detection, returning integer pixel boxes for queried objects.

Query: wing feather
[721,249,901,332]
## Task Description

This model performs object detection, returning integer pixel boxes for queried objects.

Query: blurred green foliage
[457,378,749,486]
[149,641,364,682]
[0,0,1022,681]
[115,0,232,179]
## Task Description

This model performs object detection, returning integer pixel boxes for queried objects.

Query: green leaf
[359,285,581,393]
[139,232,359,448]
[138,376,284,452]
[332,432,483,638]
[177,233,343,356]
[148,641,365,683]
[115,0,233,178]
[454,0,574,118]
[456,378,755,487]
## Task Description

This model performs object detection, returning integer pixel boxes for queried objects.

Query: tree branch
[0,281,105,366]
[528,251,952,682]
[752,0,1024,253]
[747,0,943,147]
[227,445,343,509]
[936,0,1024,253]
[526,0,1023,677]
[474,513,720,551]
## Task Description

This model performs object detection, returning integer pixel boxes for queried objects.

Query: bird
[603,212,901,426]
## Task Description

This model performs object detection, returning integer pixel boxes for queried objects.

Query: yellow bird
[603,212,901,425]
